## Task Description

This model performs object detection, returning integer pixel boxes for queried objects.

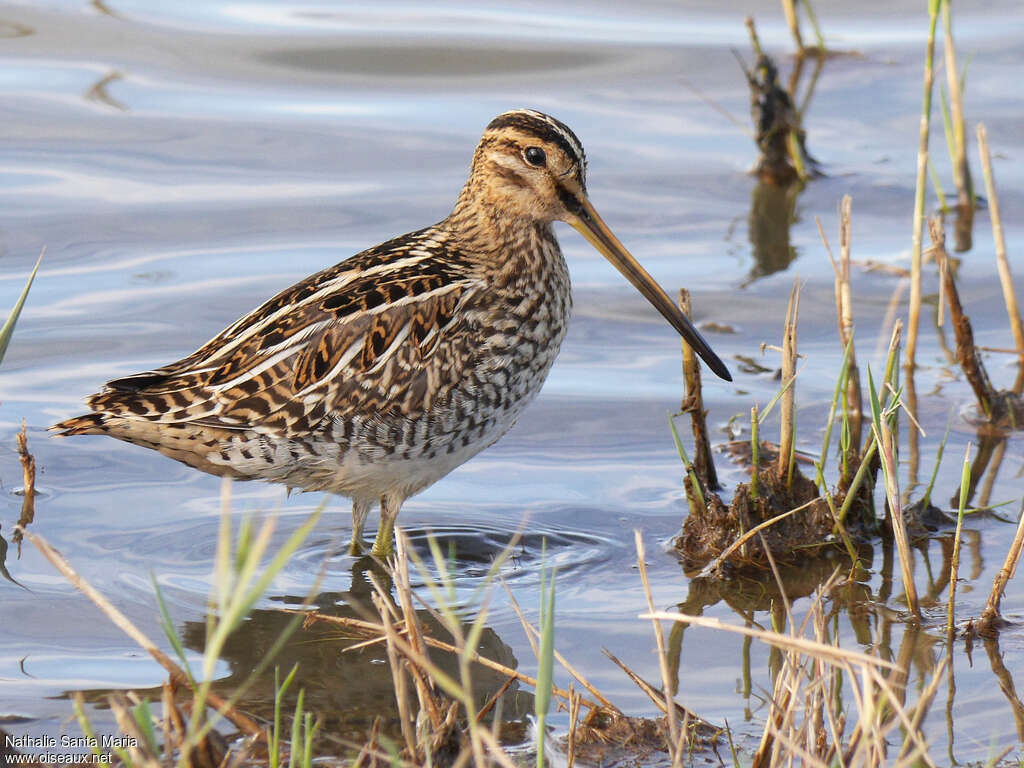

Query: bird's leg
[349,499,372,556]
[371,493,403,558]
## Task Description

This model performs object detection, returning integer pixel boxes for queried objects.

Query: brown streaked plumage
[53,109,732,556]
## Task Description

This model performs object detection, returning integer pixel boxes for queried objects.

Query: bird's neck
[447,188,559,278]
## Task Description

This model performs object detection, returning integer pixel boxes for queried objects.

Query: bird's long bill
[566,192,733,382]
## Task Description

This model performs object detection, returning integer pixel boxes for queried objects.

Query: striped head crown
[484,109,587,185]
[460,109,589,224]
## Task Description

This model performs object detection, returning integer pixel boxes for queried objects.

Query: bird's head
[459,109,732,382]
[466,108,589,224]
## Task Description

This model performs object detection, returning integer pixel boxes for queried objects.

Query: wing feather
[87,226,485,435]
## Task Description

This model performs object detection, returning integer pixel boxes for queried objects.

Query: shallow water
[1,0,1024,762]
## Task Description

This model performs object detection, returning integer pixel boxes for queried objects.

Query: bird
[53,109,732,557]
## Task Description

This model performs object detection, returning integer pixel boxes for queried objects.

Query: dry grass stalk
[601,649,674,718]
[649,589,946,768]
[305,604,604,712]
[837,197,863,454]
[679,289,719,490]
[977,124,1024,357]
[641,612,898,671]
[499,575,614,709]
[942,1,973,211]
[977,500,1024,635]
[634,531,681,766]
[904,353,922,493]
[780,0,804,54]
[907,0,941,369]
[930,216,1020,424]
[566,685,582,768]
[820,197,864,484]
[361,531,520,768]
[947,444,971,635]
[13,420,35,554]
[778,280,801,486]
[873,408,921,621]
[21,527,264,738]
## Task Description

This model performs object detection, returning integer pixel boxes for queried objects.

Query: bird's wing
[87,227,485,436]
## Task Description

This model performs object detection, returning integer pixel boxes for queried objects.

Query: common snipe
[54,109,732,556]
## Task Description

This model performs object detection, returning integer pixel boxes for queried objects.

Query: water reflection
[745,179,800,284]
[982,634,1024,742]
[740,45,825,285]
[664,521,1023,761]
[955,428,1011,511]
[85,70,128,112]
[185,564,530,740]
[667,555,872,695]
[0,524,28,589]
[67,557,531,748]
[0,19,32,38]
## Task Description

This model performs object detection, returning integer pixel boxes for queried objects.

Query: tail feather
[51,413,109,436]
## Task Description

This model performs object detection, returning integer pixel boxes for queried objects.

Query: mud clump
[568,706,720,767]
[677,466,835,572]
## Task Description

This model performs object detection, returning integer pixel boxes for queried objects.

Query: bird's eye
[524,146,546,167]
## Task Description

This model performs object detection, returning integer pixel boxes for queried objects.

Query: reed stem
[946,444,971,635]
[977,124,1024,357]
[942,0,972,210]
[751,405,760,501]
[778,280,800,486]
[906,0,941,369]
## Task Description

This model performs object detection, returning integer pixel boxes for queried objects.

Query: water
[1,0,1024,762]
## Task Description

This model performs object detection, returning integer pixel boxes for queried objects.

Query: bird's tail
[50,413,109,436]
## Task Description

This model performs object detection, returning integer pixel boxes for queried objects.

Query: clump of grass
[677,278,843,572]
[868,366,921,620]
[675,196,949,615]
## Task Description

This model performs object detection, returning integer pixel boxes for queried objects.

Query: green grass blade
[947,444,972,634]
[220,506,323,638]
[535,551,556,768]
[72,695,113,768]
[131,699,160,756]
[816,337,855,485]
[151,574,195,685]
[757,366,802,424]
[668,412,705,512]
[750,406,760,501]
[922,409,955,508]
[0,249,43,366]
[288,688,305,768]
[867,367,883,436]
